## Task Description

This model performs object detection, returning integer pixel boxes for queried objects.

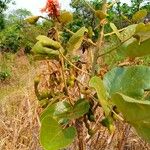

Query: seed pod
[95,10,107,20]
[25,16,40,24]
[59,11,73,25]
[32,42,59,59]
[36,35,61,50]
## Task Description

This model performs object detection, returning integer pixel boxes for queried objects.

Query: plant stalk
[91,0,107,76]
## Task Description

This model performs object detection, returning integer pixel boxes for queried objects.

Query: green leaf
[132,9,147,22]
[101,117,115,132]
[110,23,122,41]
[66,27,88,52]
[103,66,150,99]
[40,116,76,150]
[89,76,110,116]
[32,42,59,59]
[120,24,137,41]
[134,23,150,42]
[112,93,150,143]
[89,77,115,132]
[40,101,71,122]
[41,99,90,121]
[119,37,150,57]
[118,23,150,57]
[36,35,61,50]
[70,99,90,118]
[88,26,94,38]
[60,99,90,119]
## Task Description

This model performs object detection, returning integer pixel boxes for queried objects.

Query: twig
[83,0,96,13]
[58,50,90,76]
[39,16,51,21]
[107,0,119,8]
[104,27,127,37]
[111,109,124,122]
[98,35,133,58]
[91,24,105,76]
[91,0,107,76]
[64,27,74,35]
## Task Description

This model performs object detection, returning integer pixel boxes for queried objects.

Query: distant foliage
[0,24,22,53]
[0,0,14,30]
[0,7,53,53]
[0,69,11,80]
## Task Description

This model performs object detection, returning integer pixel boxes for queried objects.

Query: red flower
[41,0,60,18]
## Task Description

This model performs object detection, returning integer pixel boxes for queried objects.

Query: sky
[9,0,72,15]
[8,0,131,15]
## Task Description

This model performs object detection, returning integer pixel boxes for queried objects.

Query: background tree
[70,0,150,30]
[7,8,32,24]
[0,0,14,30]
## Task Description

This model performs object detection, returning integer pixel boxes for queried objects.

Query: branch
[58,49,90,76]
[107,0,119,8]
[104,26,127,37]
[98,35,133,58]
[83,0,96,14]
[91,0,107,76]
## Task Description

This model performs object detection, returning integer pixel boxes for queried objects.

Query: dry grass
[0,53,42,150]
[1,96,150,150]
[0,94,41,150]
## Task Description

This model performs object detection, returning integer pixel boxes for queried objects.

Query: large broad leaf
[69,99,90,119]
[41,99,90,121]
[112,93,150,143]
[40,116,76,150]
[118,23,150,57]
[32,42,59,59]
[119,37,150,57]
[40,101,71,122]
[89,76,110,116]
[120,24,137,41]
[105,24,136,55]
[103,66,150,99]
[60,99,90,119]
[134,23,150,42]
[36,35,61,50]
[89,76,115,132]
[66,27,88,52]
[132,9,147,22]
